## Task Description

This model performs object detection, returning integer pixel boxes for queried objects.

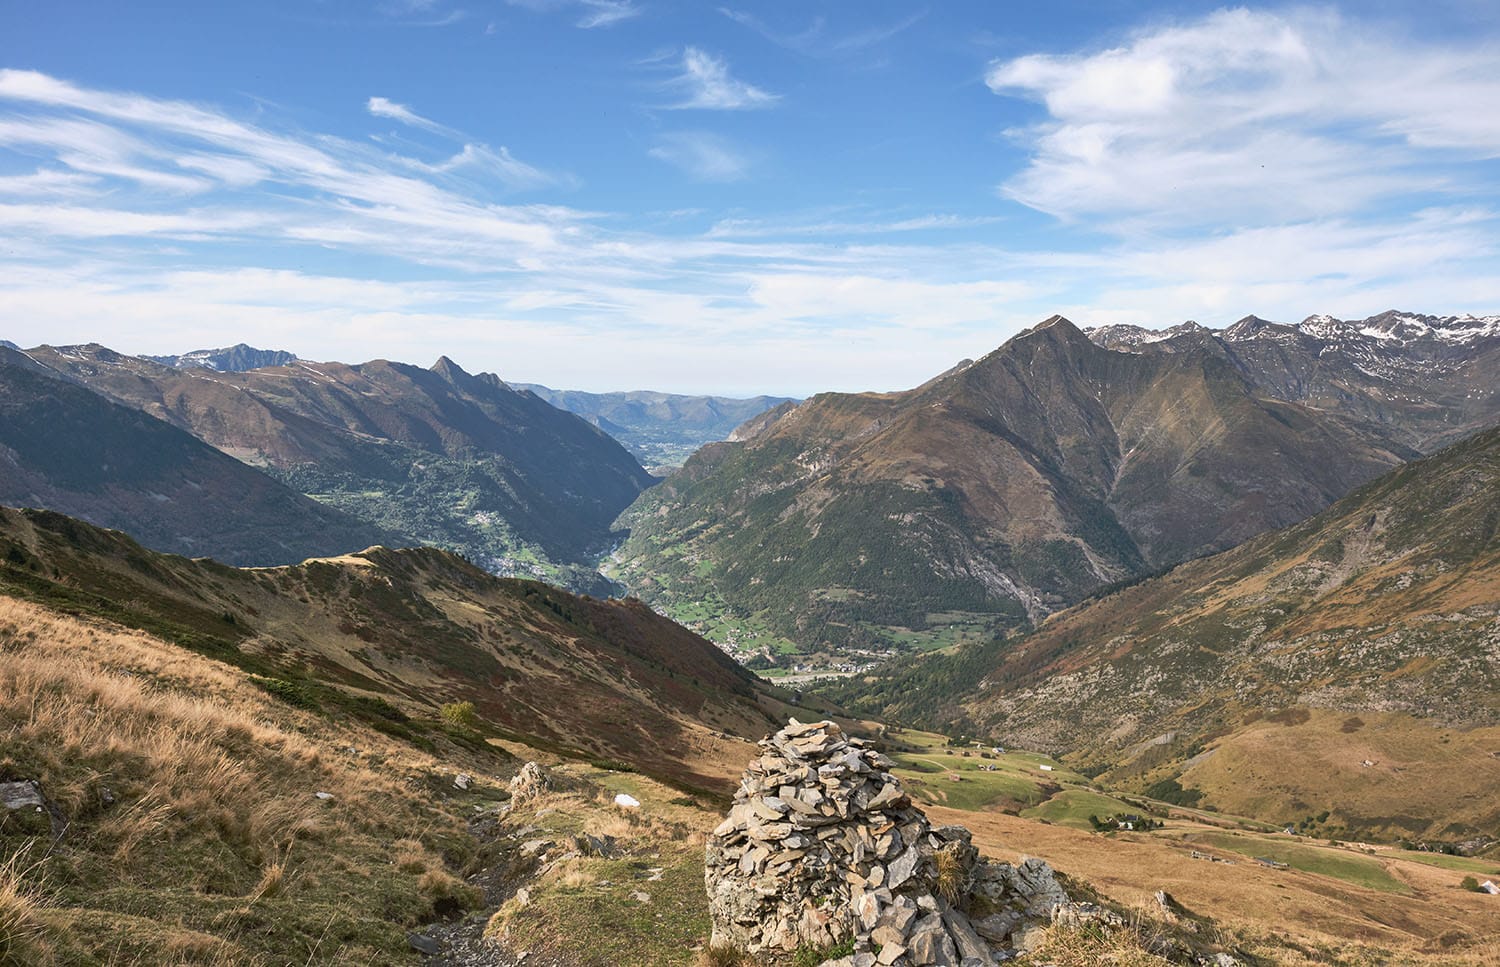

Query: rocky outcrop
[705,720,1105,965]
[507,762,549,802]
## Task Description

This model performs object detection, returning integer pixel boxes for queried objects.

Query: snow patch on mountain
[1089,310,1499,354]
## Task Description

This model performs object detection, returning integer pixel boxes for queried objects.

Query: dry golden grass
[0,596,498,963]
[931,802,1500,965]
[1179,709,1500,839]
[933,846,965,905]
[694,943,755,967]
[1015,918,1176,967]
[0,846,52,967]
[391,837,431,875]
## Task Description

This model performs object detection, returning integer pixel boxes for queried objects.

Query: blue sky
[3,1,1499,395]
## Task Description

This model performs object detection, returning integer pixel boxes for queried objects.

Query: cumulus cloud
[987,8,1500,227]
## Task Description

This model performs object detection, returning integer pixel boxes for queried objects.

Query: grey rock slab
[941,906,994,966]
[406,932,442,955]
[907,915,958,966]
[888,847,920,890]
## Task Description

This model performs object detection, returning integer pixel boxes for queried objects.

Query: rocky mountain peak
[1222,314,1293,341]
[429,355,470,381]
[1023,314,1088,342]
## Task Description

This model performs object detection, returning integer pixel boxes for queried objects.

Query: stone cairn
[706,719,1092,966]
[508,761,550,802]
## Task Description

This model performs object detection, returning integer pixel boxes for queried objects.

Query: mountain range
[611,311,1498,655]
[1088,310,1500,451]
[2,310,1499,963]
[144,342,299,372]
[9,344,655,589]
[0,347,393,565]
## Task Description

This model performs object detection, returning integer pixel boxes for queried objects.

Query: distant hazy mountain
[19,345,655,590]
[516,384,796,468]
[144,343,298,372]
[831,421,1500,839]
[0,347,393,564]
[0,339,17,350]
[613,315,1449,651]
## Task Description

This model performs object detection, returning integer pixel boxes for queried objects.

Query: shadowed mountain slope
[0,349,393,565]
[17,344,656,588]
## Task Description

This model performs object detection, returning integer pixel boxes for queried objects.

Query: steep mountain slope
[832,424,1500,839]
[18,344,655,589]
[1090,310,1500,451]
[613,316,1414,652]
[516,384,796,468]
[144,342,298,371]
[0,349,393,564]
[0,503,789,792]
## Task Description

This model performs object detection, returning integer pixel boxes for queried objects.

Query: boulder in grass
[2,780,67,838]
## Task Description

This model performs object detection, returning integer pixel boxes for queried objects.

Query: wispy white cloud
[377,1,468,27]
[832,9,926,52]
[665,47,777,110]
[367,95,563,189]
[0,116,212,193]
[508,0,641,29]
[745,273,1037,328]
[718,8,825,51]
[0,168,100,197]
[648,131,752,181]
[987,8,1500,228]
[401,143,560,190]
[719,7,922,57]
[576,0,639,28]
[707,212,1006,238]
[367,96,459,137]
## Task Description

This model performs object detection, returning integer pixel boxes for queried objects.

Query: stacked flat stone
[705,719,1083,966]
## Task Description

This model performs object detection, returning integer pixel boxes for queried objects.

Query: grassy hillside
[0,594,509,964]
[3,581,1494,964]
[0,505,791,794]
[828,423,1500,840]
